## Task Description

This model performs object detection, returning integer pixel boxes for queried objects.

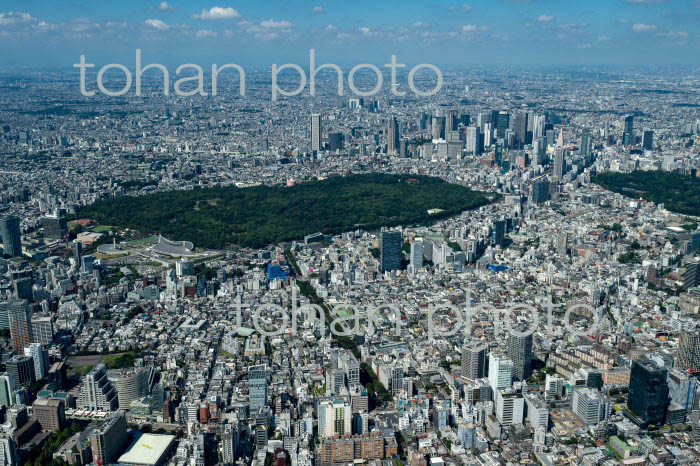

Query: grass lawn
[93,225,115,233]
[127,235,158,247]
[103,351,139,369]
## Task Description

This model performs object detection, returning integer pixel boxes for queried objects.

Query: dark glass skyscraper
[380,230,402,273]
[628,359,669,426]
[507,330,533,381]
[0,216,22,258]
[387,116,399,155]
[622,115,635,145]
[514,111,528,149]
[492,220,506,247]
[495,111,510,139]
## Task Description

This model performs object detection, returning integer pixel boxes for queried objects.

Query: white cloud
[412,21,428,28]
[196,29,217,38]
[537,15,555,22]
[245,19,295,40]
[260,19,294,28]
[632,23,657,31]
[193,7,241,20]
[336,32,351,39]
[159,1,174,11]
[325,24,336,31]
[462,24,488,32]
[34,20,56,31]
[0,12,36,26]
[577,43,592,49]
[597,35,611,41]
[658,30,688,38]
[360,26,377,36]
[312,6,325,14]
[448,4,473,13]
[145,19,169,29]
[105,21,128,28]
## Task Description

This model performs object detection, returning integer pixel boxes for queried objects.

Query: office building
[492,220,506,248]
[557,232,569,256]
[30,316,54,345]
[622,114,634,145]
[628,359,669,426]
[642,130,654,150]
[553,148,565,181]
[12,277,32,302]
[525,394,549,430]
[545,374,563,401]
[77,364,119,411]
[90,413,128,466]
[0,374,16,408]
[380,230,402,273]
[0,436,19,466]
[495,390,524,425]
[248,364,268,413]
[410,240,424,270]
[353,410,369,435]
[311,113,321,152]
[667,368,698,413]
[0,303,10,331]
[390,367,404,396]
[488,353,513,392]
[387,116,399,155]
[466,126,482,154]
[678,331,700,373]
[514,111,528,148]
[0,216,22,258]
[458,423,476,449]
[507,331,533,381]
[318,399,352,438]
[24,343,49,381]
[328,132,344,152]
[7,300,31,353]
[32,398,65,432]
[108,367,150,409]
[571,387,607,425]
[42,211,68,240]
[581,133,593,157]
[5,355,35,387]
[73,240,83,264]
[445,111,456,134]
[461,341,487,380]
[683,262,700,290]
[495,111,509,138]
[531,178,550,204]
[222,421,241,465]
[335,351,360,386]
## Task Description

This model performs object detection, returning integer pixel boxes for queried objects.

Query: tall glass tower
[628,359,669,426]
[248,364,268,414]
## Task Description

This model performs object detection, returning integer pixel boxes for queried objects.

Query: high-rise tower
[0,216,22,258]
[311,113,321,152]
[387,116,399,155]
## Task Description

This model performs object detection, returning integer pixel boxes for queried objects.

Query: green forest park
[592,170,700,217]
[80,173,492,249]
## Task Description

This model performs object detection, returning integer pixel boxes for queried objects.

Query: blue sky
[0,1,696,68]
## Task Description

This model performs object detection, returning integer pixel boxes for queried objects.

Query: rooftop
[117,432,176,466]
